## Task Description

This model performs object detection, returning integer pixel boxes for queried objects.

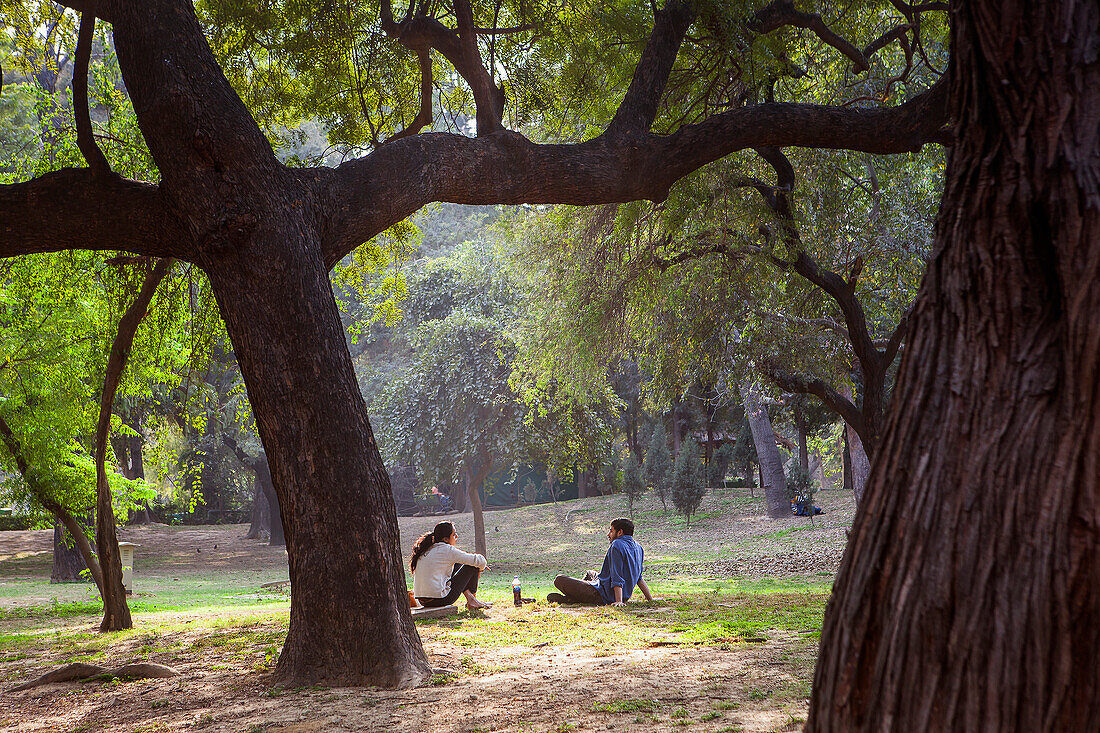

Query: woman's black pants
[417,564,480,607]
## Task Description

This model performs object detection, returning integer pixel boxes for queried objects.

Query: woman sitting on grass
[410,521,492,610]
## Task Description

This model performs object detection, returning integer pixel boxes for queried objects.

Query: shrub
[671,438,707,527]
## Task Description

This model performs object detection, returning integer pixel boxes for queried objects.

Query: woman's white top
[412,542,487,598]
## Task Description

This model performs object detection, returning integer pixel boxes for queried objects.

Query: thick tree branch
[751,0,870,73]
[764,367,871,446]
[751,146,884,376]
[888,0,949,19]
[73,0,110,177]
[882,305,911,366]
[381,0,503,136]
[317,78,948,267]
[788,251,881,376]
[52,0,114,23]
[0,170,181,260]
[863,24,912,59]
[454,0,502,134]
[605,0,696,138]
[384,48,434,144]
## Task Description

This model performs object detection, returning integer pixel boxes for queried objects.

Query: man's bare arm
[637,578,655,602]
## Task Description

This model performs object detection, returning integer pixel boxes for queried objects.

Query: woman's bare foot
[466,598,493,610]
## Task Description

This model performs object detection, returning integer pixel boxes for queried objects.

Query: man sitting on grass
[548,517,655,607]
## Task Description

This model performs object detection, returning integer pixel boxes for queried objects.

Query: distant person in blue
[547,518,655,606]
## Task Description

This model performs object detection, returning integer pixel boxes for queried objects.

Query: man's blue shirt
[596,535,644,604]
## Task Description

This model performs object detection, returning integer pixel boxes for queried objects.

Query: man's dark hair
[611,518,634,536]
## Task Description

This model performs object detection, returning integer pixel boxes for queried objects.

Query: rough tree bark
[807,1,1100,729]
[739,384,789,518]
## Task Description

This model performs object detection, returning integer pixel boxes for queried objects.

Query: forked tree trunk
[808,2,1100,729]
[204,217,429,688]
[740,384,788,518]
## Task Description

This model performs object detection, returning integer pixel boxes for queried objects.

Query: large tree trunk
[51,523,90,583]
[808,1,1100,729]
[205,224,429,688]
[739,384,789,518]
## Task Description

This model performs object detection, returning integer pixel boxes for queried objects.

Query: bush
[0,515,34,531]
[671,439,707,527]
[642,423,672,511]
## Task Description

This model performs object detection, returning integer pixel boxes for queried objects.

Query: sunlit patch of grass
[663,592,826,645]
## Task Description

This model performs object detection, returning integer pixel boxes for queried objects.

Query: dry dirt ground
[0,489,854,733]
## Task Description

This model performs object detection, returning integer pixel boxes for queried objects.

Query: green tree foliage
[0,21,220,537]
[671,438,706,527]
[642,422,672,511]
[371,242,615,553]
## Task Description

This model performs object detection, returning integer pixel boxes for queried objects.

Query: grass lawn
[0,487,853,733]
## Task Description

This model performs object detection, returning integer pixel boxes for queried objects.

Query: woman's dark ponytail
[410,521,456,572]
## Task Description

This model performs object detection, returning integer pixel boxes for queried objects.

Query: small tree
[672,439,707,528]
[643,423,672,511]
[707,443,735,488]
[622,451,645,517]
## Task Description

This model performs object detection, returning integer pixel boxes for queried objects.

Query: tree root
[11,662,179,691]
